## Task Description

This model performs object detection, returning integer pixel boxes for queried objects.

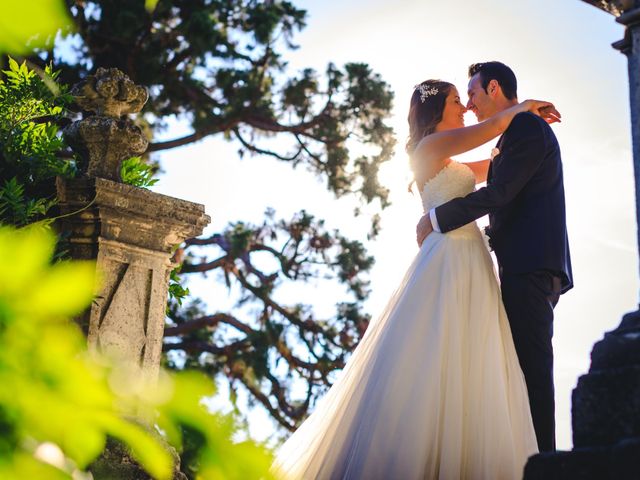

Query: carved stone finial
[63,68,149,182]
[72,67,148,118]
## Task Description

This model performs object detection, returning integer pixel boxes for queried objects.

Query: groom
[416,61,572,452]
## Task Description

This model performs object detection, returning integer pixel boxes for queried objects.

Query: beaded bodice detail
[420,161,476,213]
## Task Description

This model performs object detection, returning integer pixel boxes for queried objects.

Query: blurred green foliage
[0,1,73,56]
[0,224,274,479]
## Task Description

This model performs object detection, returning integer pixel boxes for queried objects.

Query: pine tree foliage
[25,0,397,432]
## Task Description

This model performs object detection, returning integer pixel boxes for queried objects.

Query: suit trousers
[499,270,561,452]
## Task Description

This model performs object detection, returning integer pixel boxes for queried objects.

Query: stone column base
[56,176,210,380]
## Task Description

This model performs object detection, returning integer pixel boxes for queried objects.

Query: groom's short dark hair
[468,62,517,100]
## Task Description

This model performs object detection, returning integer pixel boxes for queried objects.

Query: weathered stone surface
[63,67,149,182]
[71,67,148,118]
[524,446,608,479]
[572,365,640,447]
[64,116,148,181]
[56,176,210,380]
[590,319,640,370]
[89,436,188,480]
[571,310,640,448]
[524,437,640,479]
[56,177,210,254]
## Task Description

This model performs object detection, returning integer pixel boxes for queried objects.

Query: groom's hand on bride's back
[416,214,433,247]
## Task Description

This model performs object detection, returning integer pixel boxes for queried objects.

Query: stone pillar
[616,3,640,306]
[56,68,210,381]
[523,1,640,478]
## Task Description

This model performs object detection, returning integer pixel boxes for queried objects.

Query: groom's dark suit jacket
[434,112,573,292]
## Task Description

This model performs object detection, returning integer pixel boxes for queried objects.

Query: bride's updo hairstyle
[405,79,455,155]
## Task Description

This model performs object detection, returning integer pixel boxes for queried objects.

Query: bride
[271,80,559,479]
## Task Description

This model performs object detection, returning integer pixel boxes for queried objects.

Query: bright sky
[153,0,638,450]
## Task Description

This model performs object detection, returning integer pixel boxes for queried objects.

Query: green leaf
[8,56,19,74]
[120,157,159,189]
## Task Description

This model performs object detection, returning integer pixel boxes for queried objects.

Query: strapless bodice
[420,161,476,213]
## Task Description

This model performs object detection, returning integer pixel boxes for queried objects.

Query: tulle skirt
[271,223,538,480]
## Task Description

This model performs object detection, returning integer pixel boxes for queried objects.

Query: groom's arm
[433,113,546,233]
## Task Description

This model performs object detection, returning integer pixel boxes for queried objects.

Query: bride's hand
[521,99,561,124]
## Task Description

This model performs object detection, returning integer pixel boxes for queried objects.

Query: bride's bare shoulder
[411,147,450,190]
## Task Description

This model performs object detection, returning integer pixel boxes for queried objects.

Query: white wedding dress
[271,161,538,480]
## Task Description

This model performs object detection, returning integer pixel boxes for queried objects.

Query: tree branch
[264,370,313,421]
[146,100,332,153]
[245,113,324,137]
[165,313,256,337]
[233,127,303,161]
[295,133,325,169]
[233,270,340,349]
[238,377,297,431]
[163,338,250,355]
[163,340,225,355]
[184,234,224,247]
[147,120,237,152]
[180,255,228,274]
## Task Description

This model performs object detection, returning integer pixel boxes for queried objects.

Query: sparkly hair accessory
[415,83,439,103]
